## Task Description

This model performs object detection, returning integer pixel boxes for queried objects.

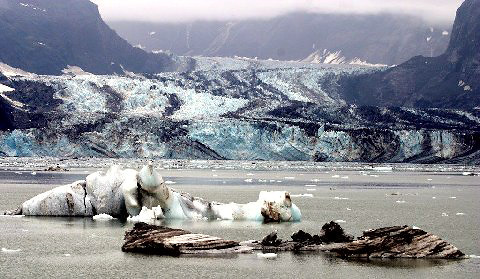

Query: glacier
[0,57,479,163]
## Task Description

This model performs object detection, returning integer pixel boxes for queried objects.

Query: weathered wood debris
[122,221,465,259]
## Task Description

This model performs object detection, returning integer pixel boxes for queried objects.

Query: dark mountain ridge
[0,0,184,75]
[339,0,480,109]
[109,13,451,66]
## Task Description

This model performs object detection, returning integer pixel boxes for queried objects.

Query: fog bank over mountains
[92,0,462,24]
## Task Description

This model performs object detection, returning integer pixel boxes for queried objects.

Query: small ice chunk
[331,175,340,178]
[346,208,352,211]
[257,253,277,259]
[31,172,37,175]
[284,177,295,180]
[441,212,449,217]
[291,194,314,198]
[412,226,421,230]
[442,31,449,36]
[335,219,346,223]
[432,197,436,199]
[306,188,316,191]
[304,184,316,187]
[244,178,253,183]
[427,178,432,181]
[2,247,21,253]
[246,173,255,176]
[449,197,457,199]
[64,253,71,257]
[92,214,115,221]
[334,197,349,200]
[341,176,349,179]
[396,200,406,203]
[165,181,176,184]
[456,212,465,216]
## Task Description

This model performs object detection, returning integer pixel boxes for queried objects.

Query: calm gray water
[1,164,479,278]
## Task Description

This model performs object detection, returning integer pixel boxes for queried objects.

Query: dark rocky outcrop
[326,226,465,259]
[0,0,185,75]
[339,0,480,109]
[122,222,465,259]
[122,222,244,256]
[259,223,464,259]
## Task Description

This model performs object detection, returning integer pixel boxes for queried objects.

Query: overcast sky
[91,0,463,24]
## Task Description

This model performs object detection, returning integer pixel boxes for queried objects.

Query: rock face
[0,0,185,75]
[340,0,480,109]
[327,226,465,259]
[122,222,245,256]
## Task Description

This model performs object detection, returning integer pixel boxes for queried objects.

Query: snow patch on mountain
[301,49,387,67]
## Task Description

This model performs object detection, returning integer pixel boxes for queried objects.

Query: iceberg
[16,163,301,222]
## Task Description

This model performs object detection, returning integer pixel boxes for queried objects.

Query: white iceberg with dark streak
[17,163,301,222]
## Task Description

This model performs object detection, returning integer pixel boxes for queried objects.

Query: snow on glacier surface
[171,89,248,120]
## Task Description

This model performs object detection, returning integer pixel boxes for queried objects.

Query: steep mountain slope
[339,0,480,109]
[0,0,187,75]
[1,57,479,163]
[109,13,451,66]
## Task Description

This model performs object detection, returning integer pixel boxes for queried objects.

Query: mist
[91,0,463,24]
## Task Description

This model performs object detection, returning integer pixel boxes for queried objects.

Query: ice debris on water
[335,219,346,223]
[92,214,115,221]
[442,212,449,217]
[456,212,465,216]
[291,194,314,198]
[164,181,176,184]
[334,197,349,200]
[396,200,406,203]
[2,247,21,253]
[257,253,277,259]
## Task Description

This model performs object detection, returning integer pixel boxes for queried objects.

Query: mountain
[339,0,480,109]
[109,13,451,66]
[1,57,479,163]
[0,0,188,75]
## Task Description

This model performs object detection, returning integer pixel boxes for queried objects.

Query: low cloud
[91,0,463,24]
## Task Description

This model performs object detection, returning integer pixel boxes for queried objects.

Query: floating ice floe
[284,177,295,180]
[257,253,277,259]
[396,200,406,203]
[1,247,21,253]
[455,212,465,216]
[335,219,346,223]
[304,184,316,187]
[442,213,449,217]
[31,172,37,175]
[64,254,71,257]
[92,214,115,221]
[449,197,457,199]
[373,166,393,172]
[244,178,253,183]
[306,188,316,191]
[469,255,480,259]
[334,197,349,200]
[341,176,349,179]
[346,208,352,211]
[164,181,176,184]
[18,163,302,223]
[331,175,340,178]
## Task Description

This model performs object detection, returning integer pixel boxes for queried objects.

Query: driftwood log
[122,221,465,259]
